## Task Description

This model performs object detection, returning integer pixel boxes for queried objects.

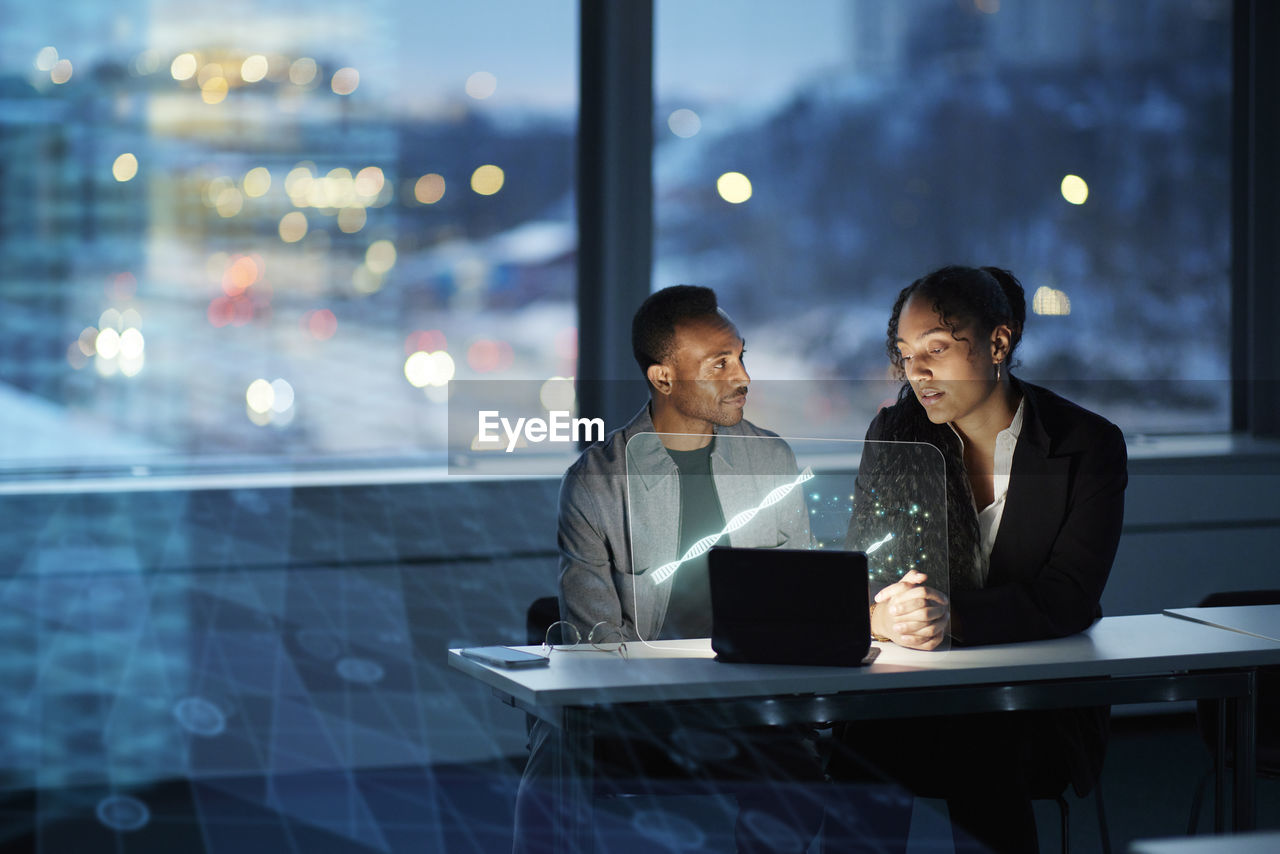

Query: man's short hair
[631,285,720,375]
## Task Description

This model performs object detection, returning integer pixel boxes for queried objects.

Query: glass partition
[625,433,948,652]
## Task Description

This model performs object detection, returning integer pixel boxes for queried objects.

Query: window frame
[1231,0,1280,437]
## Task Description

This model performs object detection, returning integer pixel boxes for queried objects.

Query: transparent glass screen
[625,433,948,652]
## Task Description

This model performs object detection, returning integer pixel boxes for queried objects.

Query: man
[513,285,825,854]
[559,284,810,643]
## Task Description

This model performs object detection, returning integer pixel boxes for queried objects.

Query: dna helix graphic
[650,466,816,584]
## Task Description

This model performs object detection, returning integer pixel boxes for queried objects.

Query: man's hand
[872,570,949,651]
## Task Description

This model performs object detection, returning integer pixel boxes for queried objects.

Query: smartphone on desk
[459,646,551,669]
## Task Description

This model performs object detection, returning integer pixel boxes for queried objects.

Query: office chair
[1029,771,1112,854]
[526,595,562,648]
[1185,589,1280,834]
[523,596,560,741]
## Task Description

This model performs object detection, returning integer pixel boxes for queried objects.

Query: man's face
[665,316,750,428]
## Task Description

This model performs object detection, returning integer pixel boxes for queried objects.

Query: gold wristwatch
[869,603,891,642]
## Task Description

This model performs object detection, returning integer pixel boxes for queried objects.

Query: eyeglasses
[542,620,628,659]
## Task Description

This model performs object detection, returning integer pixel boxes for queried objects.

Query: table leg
[560,707,594,854]
[1232,669,1257,831]
[1214,697,1226,833]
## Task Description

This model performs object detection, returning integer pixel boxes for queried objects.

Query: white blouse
[950,397,1025,586]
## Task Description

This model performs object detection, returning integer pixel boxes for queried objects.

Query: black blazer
[855,378,1128,794]
[955,380,1128,645]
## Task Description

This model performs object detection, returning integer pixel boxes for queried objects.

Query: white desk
[1129,830,1280,854]
[449,614,1280,850]
[1163,604,1280,643]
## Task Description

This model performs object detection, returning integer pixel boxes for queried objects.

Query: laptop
[708,546,872,666]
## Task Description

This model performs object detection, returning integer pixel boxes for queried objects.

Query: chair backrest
[522,595,561,742]
[1194,590,1280,767]
[526,595,560,647]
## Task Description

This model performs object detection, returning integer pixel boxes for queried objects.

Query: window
[654,0,1232,437]
[0,1,577,472]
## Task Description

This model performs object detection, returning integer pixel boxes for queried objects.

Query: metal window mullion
[576,0,654,437]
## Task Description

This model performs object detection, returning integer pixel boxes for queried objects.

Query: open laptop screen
[708,546,871,666]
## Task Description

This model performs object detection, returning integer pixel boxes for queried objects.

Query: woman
[829,265,1128,853]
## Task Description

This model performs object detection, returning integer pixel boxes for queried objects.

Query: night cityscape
[0,0,1231,472]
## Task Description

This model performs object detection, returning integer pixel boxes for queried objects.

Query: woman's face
[894,295,1002,428]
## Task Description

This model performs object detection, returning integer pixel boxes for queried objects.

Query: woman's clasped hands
[872,569,950,651]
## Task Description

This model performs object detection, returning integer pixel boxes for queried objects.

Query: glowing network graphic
[336,656,385,684]
[173,696,227,738]
[631,809,708,850]
[95,794,151,832]
[651,467,815,584]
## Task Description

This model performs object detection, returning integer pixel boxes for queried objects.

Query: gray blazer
[557,404,813,641]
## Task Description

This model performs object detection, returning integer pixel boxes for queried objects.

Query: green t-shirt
[660,438,727,639]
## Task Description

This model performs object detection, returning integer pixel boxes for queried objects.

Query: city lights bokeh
[667,108,701,138]
[112,154,139,182]
[716,171,752,204]
[470,165,505,196]
[1060,174,1089,205]
[404,350,455,389]
[414,174,446,204]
